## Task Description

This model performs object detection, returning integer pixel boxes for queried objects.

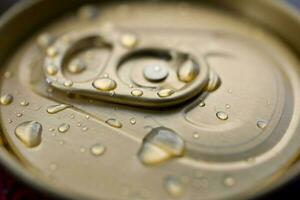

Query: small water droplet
[105,119,122,128]
[70,114,75,119]
[82,126,89,132]
[131,89,143,97]
[121,33,138,49]
[58,123,70,133]
[138,127,185,166]
[77,122,82,127]
[223,176,236,187]
[257,120,268,129]
[193,133,199,139]
[45,64,58,76]
[20,100,29,106]
[216,111,228,121]
[0,94,13,105]
[37,33,55,48]
[164,176,185,197]
[92,78,117,91]
[47,104,72,114]
[16,112,23,118]
[68,59,86,74]
[15,121,42,148]
[46,47,58,57]
[86,115,90,119]
[64,80,73,87]
[49,128,55,132]
[130,118,136,125]
[157,89,175,98]
[225,104,231,109]
[8,119,13,124]
[90,144,106,156]
[199,102,205,107]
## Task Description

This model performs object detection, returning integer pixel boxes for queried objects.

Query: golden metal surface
[0,1,300,200]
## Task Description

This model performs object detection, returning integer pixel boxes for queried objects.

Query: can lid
[1,1,300,200]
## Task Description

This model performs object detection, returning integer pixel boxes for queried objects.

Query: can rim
[0,0,300,200]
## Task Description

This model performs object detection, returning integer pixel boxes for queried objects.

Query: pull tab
[43,29,210,107]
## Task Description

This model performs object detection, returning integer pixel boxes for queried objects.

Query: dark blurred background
[0,0,300,15]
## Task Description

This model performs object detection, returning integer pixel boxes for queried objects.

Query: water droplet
[216,111,228,121]
[223,176,236,187]
[86,115,90,119]
[131,89,143,97]
[16,112,23,117]
[257,120,268,129]
[58,123,70,133]
[47,104,72,114]
[206,69,221,91]
[92,78,117,91]
[130,118,136,125]
[138,127,185,166]
[45,64,58,76]
[20,100,29,106]
[199,102,205,107]
[77,122,82,127]
[90,144,106,156]
[178,60,199,83]
[225,104,231,109]
[164,176,185,197]
[15,121,42,148]
[193,133,199,139]
[82,126,89,132]
[106,119,122,128]
[157,89,175,98]
[46,47,58,57]
[0,94,13,105]
[8,119,13,124]
[121,33,138,49]
[68,59,86,74]
[37,33,55,48]
[78,5,98,20]
[49,128,55,132]
[64,80,73,87]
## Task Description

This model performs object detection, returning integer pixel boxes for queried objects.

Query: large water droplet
[58,123,70,133]
[90,144,106,156]
[15,121,42,148]
[0,94,13,105]
[164,176,185,197]
[47,104,72,114]
[92,78,117,91]
[138,127,185,166]
[105,119,122,128]
[178,60,199,83]
[206,69,221,92]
